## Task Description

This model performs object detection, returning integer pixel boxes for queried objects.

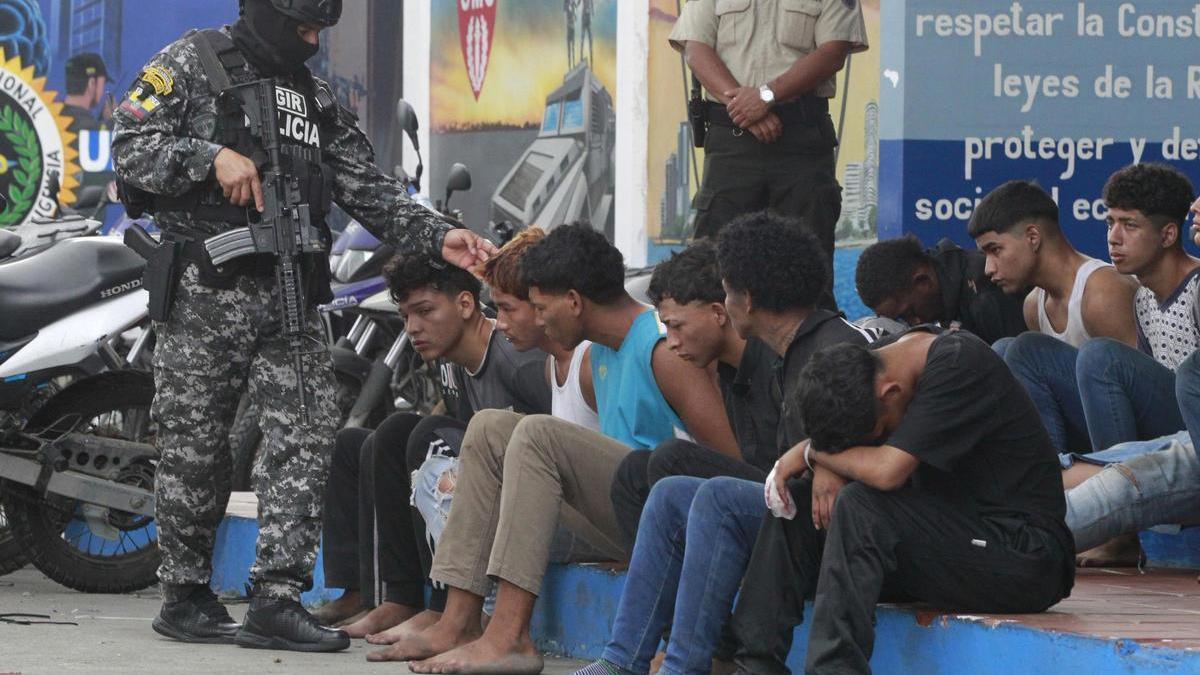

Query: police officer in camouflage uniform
[671,0,868,306]
[112,0,495,653]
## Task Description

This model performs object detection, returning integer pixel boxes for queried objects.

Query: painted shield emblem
[458,0,498,100]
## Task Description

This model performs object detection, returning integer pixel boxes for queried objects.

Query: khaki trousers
[430,410,632,596]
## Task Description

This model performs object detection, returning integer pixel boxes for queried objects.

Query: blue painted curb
[212,516,1200,673]
[1141,527,1200,570]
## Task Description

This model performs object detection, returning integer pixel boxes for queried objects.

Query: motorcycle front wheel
[2,370,160,593]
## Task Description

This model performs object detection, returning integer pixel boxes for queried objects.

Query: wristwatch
[758,84,776,106]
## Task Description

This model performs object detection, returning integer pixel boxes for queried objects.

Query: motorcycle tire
[2,370,160,594]
[0,500,31,575]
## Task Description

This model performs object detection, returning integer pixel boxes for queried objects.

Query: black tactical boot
[152,584,241,644]
[234,597,350,652]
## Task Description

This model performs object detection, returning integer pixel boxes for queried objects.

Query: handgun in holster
[688,73,707,148]
[124,224,182,323]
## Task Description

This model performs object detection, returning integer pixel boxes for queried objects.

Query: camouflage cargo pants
[151,263,339,600]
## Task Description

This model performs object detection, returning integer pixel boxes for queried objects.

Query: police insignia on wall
[0,48,80,227]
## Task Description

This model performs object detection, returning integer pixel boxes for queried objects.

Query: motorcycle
[0,232,158,592]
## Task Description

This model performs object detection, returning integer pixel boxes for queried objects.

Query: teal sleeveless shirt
[590,310,686,448]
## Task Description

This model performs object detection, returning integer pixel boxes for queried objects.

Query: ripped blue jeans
[1065,432,1200,551]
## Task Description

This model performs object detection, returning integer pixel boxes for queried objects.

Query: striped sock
[572,659,637,675]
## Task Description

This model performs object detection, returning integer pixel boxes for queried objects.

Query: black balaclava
[232,0,319,77]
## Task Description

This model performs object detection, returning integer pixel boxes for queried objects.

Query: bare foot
[408,633,543,674]
[336,608,370,628]
[343,601,422,639]
[367,609,442,645]
[366,617,481,663]
[1077,533,1144,567]
[649,651,665,674]
[311,590,363,626]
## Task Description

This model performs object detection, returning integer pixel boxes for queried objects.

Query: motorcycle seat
[0,237,146,340]
[0,228,18,259]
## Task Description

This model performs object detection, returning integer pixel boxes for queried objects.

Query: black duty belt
[705,97,829,129]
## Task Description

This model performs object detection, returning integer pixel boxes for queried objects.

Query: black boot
[152,584,241,644]
[234,597,350,652]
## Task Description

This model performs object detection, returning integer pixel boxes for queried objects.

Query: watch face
[759,86,774,103]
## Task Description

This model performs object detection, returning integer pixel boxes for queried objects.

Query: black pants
[610,439,769,549]
[692,119,841,308]
[731,481,1073,675]
[322,412,467,611]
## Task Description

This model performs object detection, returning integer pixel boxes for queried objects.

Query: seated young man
[362,227,606,647]
[969,180,1138,451]
[610,239,782,545]
[731,330,1075,674]
[855,234,1026,345]
[320,253,551,637]
[1067,164,1198,455]
[379,224,736,672]
[611,214,877,543]
[577,215,873,675]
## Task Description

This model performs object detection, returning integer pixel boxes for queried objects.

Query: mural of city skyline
[657,98,881,245]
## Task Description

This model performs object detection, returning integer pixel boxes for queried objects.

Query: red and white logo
[458,0,497,101]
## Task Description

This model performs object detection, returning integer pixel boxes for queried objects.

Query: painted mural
[428,0,619,240]
[0,0,390,230]
[645,0,882,260]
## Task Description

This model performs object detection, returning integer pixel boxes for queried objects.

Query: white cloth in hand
[764,463,797,520]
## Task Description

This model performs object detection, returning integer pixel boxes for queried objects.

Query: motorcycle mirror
[396,99,420,150]
[443,163,472,209]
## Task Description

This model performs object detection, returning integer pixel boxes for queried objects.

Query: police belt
[704,97,829,129]
[153,192,252,224]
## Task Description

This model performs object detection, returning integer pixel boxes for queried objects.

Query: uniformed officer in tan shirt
[672,0,867,306]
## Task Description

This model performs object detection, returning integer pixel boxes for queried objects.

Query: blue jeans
[1076,338,1184,451]
[1065,431,1199,550]
[1002,332,1089,451]
[602,476,765,675]
[1176,351,1200,451]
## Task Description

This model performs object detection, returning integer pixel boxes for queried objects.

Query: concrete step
[211,515,1200,673]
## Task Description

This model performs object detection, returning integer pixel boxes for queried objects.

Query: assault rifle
[204,78,325,425]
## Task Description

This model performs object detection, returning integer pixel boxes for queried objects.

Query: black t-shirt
[887,331,1068,537]
[932,239,1026,344]
[777,310,874,450]
[718,337,782,472]
[435,328,552,422]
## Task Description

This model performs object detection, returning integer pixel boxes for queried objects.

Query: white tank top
[551,342,600,431]
[1035,258,1110,348]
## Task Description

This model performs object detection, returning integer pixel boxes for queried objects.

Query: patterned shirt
[1135,269,1200,371]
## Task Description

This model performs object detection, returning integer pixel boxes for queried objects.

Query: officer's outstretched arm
[112,45,225,197]
[323,107,455,261]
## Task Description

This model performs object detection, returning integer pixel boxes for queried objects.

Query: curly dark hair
[647,240,724,306]
[519,223,625,304]
[796,343,881,453]
[967,180,1060,238]
[715,211,827,312]
[855,235,932,310]
[1103,164,1195,240]
[384,253,481,306]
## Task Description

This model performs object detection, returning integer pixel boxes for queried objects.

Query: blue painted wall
[880,0,1200,259]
